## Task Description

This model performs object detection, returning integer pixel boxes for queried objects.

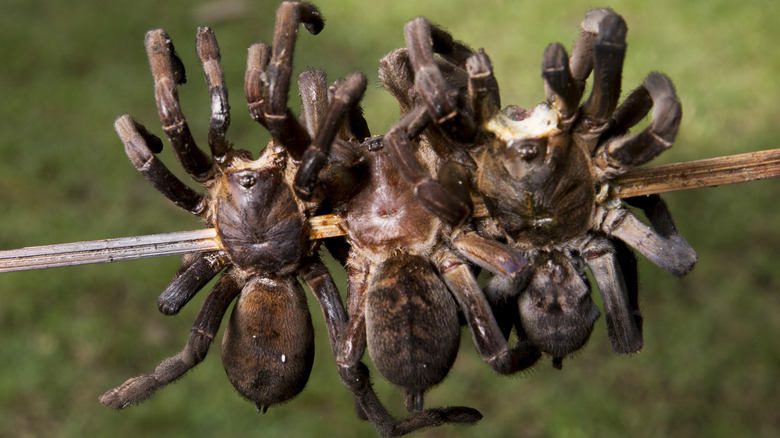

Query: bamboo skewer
[611,148,780,198]
[0,229,221,273]
[2,148,779,273]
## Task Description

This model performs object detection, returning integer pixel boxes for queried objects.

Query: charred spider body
[293,49,540,419]
[100,2,345,414]
[384,10,697,366]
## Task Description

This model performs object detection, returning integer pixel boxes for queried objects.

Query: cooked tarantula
[384,9,697,366]
[99,3,337,412]
[293,50,540,417]
[100,3,487,435]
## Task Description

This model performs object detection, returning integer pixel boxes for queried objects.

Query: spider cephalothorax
[383,9,697,366]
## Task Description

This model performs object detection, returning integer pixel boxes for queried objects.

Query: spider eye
[509,140,539,161]
[239,174,256,188]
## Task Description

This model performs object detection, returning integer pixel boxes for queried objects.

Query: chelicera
[383,9,698,367]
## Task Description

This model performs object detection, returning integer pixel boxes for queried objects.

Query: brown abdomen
[221,276,314,411]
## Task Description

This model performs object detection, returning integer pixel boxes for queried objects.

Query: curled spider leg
[567,9,612,85]
[582,237,643,354]
[434,249,541,375]
[294,72,368,200]
[601,73,682,168]
[625,193,691,247]
[245,1,323,160]
[196,27,231,162]
[145,29,214,181]
[100,272,241,409]
[379,48,417,112]
[450,230,529,280]
[385,107,473,226]
[157,251,228,315]
[542,42,582,121]
[405,17,476,143]
[596,205,697,278]
[114,115,208,215]
[466,49,501,123]
[576,10,627,153]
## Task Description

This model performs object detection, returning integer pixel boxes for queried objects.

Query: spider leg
[405,17,477,143]
[245,1,323,160]
[435,250,541,375]
[384,107,473,226]
[100,271,241,409]
[298,69,330,140]
[145,29,214,181]
[596,205,697,278]
[611,237,642,339]
[542,43,582,120]
[379,48,417,113]
[625,193,689,244]
[600,73,682,168]
[157,251,227,315]
[568,9,616,85]
[245,41,272,128]
[582,237,643,354]
[466,49,501,123]
[294,72,367,200]
[114,115,207,215]
[196,27,231,162]
[450,231,530,280]
[577,10,627,154]
[300,260,347,356]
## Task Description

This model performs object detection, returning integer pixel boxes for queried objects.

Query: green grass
[1,0,779,437]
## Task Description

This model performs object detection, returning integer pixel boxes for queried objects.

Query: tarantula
[293,49,541,417]
[383,9,697,366]
[99,3,337,413]
[100,3,485,435]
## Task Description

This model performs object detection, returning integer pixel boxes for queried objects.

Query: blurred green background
[1,0,778,436]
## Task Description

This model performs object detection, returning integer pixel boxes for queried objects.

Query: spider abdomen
[365,254,460,399]
[221,275,314,412]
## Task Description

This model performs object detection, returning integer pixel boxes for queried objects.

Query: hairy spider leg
[100,272,241,408]
[196,27,231,161]
[145,29,214,181]
[115,115,207,214]
[582,237,643,354]
[245,1,323,160]
[599,73,682,169]
[157,251,227,315]
[435,249,541,375]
